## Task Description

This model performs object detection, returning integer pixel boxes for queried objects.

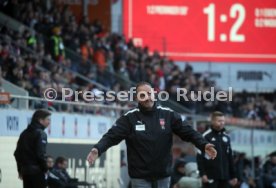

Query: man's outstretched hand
[87,148,99,165]
[205,143,217,159]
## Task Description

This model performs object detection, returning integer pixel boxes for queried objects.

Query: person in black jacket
[14,109,51,188]
[197,111,237,188]
[48,156,77,188]
[170,158,187,187]
[87,82,217,188]
[263,153,276,188]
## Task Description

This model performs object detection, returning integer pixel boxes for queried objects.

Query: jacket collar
[138,102,157,115]
[211,127,226,134]
[28,121,46,130]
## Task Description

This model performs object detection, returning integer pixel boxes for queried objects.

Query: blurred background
[0,0,275,187]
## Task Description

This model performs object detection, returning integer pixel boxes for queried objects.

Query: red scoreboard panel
[123,0,276,62]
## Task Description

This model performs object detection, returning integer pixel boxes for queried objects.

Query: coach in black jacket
[197,111,237,188]
[87,82,217,188]
[14,109,51,188]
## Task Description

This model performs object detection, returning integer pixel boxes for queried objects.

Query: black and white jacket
[197,128,236,180]
[94,103,208,180]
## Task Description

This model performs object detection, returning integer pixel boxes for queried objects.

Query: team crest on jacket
[159,118,165,129]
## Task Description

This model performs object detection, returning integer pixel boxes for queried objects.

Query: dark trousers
[23,172,47,188]
[203,180,229,188]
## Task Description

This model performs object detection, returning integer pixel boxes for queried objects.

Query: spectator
[50,156,77,188]
[177,162,202,188]
[170,158,186,188]
[263,152,276,188]
[46,155,65,188]
[80,40,93,62]
[46,155,54,169]
[47,155,66,188]
[49,26,65,62]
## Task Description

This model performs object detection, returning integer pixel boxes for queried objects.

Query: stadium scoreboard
[123,0,276,62]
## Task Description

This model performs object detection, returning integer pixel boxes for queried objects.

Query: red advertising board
[123,0,276,62]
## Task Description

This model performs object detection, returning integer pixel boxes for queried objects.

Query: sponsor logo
[6,116,19,131]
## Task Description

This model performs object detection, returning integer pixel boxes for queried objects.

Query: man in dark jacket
[48,156,77,188]
[47,155,66,188]
[170,158,186,187]
[14,109,51,188]
[87,82,217,188]
[263,153,276,188]
[197,111,237,188]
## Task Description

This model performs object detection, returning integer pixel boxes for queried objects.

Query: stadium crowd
[1,0,275,129]
[170,151,276,188]
[0,26,124,115]
[0,1,276,188]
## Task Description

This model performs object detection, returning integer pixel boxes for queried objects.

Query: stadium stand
[1,0,275,129]
[0,1,276,188]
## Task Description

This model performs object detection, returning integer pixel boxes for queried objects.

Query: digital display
[123,0,276,62]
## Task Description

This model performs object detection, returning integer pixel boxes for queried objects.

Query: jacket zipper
[219,132,224,179]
